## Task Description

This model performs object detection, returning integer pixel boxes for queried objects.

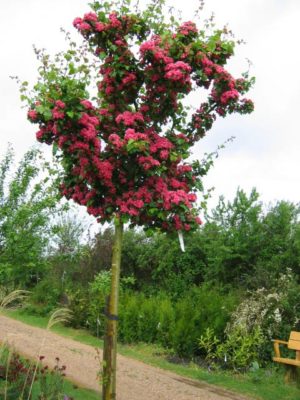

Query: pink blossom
[80,126,96,140]
[55,100,66,109]
[116,111,144,126]
[165,69,184,81]
[109,13,121,28]
[124,128,147,141]
[173,215,182,230]
[140,40,156,53]
[165,61,191,73]
[188,193,197,202]
[95,22,107,32]
[99,108,110,116]
[195,216,203,225]
[80,99,94,110]
[137,156,160,170]
[52,107,65,119]
[159,150,169,160]
[69,141,90,153]
[105,86,114,95]
[36,130,44,140]
[220,89,239,104]
[73,17,83,28]
[178,21,198,36]
[83,12,98,22]
[115,39,125,46]
[79,113,99,126]
[108,134,124,149]
[122,73,136,85]
[27,109,38,121]
[78,22,92,32]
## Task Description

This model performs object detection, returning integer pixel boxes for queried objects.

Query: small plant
[0,346,35,399]
[198,327,221,365]
[0,347,74,400]
[37,356,73,400]
[198,325,264,371]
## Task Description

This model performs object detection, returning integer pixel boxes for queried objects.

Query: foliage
[0,347,74,400]
[22,0,254,234]
[198,325,264,371]
[227,269,300,361]
[0,146,59,288]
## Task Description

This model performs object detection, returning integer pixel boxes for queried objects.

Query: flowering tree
[23,0,254,398]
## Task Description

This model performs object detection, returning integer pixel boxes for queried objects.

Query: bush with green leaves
[0,145,59,288]
[226,269,300,361]
[198,325,264,371]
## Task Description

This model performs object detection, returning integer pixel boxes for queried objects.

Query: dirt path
[0,315,253,400]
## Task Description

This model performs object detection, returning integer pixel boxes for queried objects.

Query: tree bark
[102,218,123,400]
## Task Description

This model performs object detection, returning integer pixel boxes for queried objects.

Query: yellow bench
[273,331,300,366]
[273,331,300,382]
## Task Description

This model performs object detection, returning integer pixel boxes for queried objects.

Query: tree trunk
[102,218,123,400]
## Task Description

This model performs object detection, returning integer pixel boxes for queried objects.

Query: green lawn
[3,309,300,400]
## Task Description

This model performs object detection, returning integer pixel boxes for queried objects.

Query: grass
[47,380,100,400]
[31,380,100,400]
[3,309,300,400]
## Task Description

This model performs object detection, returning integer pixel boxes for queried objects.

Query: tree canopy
[23,0,254,234]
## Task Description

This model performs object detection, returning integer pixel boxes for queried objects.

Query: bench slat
[273,357,300,367]
[290,331,300,341]
[288,339,300,351]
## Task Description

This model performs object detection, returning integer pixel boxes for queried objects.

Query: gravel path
[0,315,253,400]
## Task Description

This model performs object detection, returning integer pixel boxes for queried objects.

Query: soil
[0,315,253,400]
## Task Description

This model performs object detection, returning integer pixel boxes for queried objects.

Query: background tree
[22,0,254,397]
[0,145,59,289]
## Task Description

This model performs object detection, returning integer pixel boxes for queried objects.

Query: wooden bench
[273,331,300,382]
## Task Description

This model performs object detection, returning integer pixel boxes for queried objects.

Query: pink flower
[184,224,191,231]
[116,111,144,126]
[140,40,156,53]
[83,12,98,22]
[80,126,96,140]
[80,99,94,110]
[165,61,191,73]
[165,69,184,81]
[159,150,169,160]
[108,134,124,149]
[109,13,121,28]
[195,216,203,225]
[52,107,65,119]
[188,193,197,202]
[178,21,198,36]
[79,113,99,126]
[115,39,125,46]
[173,215,182,230]
[27,109,38,121]
[78,22,91,32]
[122,73,136,85]
[73,17,83,28]
[124,128,147,141]
[36,130,44,141]
[105,86,114,95]
[137,156,160,170]
[220,89,239,105]
[95,22,107,32]
[55,100,66,109]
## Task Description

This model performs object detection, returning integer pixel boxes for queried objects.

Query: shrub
[228,269,300,361]
[172,286,239,358]
[157,297,175,348]
[198,326,264,371]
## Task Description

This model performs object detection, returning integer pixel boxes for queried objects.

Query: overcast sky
[0,0,299,212]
